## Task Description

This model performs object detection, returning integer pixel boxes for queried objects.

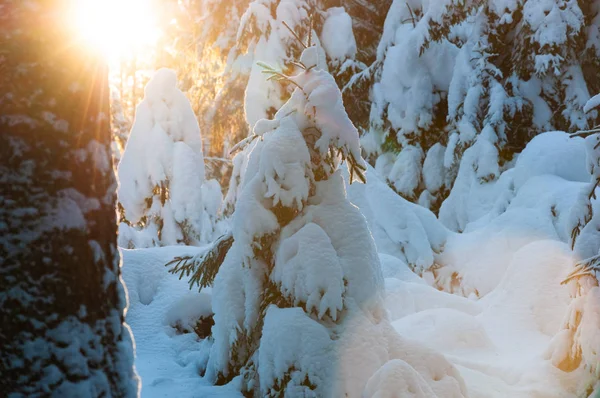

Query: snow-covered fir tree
[0,2,138,394]
[206,44,374,394]
[197,0,254,164]
[180,44,468,397]
[364,0,600,223]
[117,68,222,248]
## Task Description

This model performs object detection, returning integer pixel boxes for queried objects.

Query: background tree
[117,69,223,248]
[0,1,138,395]
[363,0,600,223]
[221,0,372,213]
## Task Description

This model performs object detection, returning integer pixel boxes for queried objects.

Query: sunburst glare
[70,0,162,63]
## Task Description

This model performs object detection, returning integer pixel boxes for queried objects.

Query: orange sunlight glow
[70,0,162,63]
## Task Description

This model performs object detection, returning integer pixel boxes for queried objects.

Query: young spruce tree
[170,43,468,398]
[204,41,382,395]
[117,68,222,248]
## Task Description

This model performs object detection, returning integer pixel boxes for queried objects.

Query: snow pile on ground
[347,164,448,275]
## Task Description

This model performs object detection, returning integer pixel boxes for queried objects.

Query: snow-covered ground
[122,244,591,397]
[122,131,599,397]
[122,246,243,397]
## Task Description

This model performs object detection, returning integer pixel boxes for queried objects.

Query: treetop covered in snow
[117,68,223,248]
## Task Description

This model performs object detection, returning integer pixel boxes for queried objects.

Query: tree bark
[0,1,139,395]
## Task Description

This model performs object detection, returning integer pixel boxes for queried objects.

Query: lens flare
[70,0,162,62]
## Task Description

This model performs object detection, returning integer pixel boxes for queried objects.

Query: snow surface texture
[117,68,223,248]
[121,247,243,397]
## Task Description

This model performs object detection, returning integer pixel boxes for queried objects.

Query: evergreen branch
[166,255,197,282]
[291,61,307,70]
[257,62,305,92]
[281,21,307,49]
[308,12,313,47]
[570,176,599,249]
[205,156,233,163]
[561,254,600,285]
[230,134,259,155]
[346,151,367,184]
[570,127,600,138]
[342,60,380,93]
[166,232,234,291]
[405,3,416,28]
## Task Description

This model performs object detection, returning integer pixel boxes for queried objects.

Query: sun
[70,0,162,63]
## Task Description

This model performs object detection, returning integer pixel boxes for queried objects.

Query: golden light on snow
[70,0,162,62]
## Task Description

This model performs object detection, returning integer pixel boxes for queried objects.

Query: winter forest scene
[3,0,600,397]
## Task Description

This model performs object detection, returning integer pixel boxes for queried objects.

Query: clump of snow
[436,206,560,297]
[335,302,467,398]
[363,359,438,398]
[272,222,344,320]
[258,306,335,396]
[512,131,589,190]
[584,93,600,113]
[379,253,426,284]
[440,131,589,233]
[321,7,357,68]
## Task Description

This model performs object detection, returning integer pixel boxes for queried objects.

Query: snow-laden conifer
[118,68,222,247]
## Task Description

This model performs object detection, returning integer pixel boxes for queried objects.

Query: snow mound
[513,131,589,190]
[347,166,448,274]
[272,222,344,320]
[363,359,437,398]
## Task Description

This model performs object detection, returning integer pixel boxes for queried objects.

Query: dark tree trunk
[0,1,139,396]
